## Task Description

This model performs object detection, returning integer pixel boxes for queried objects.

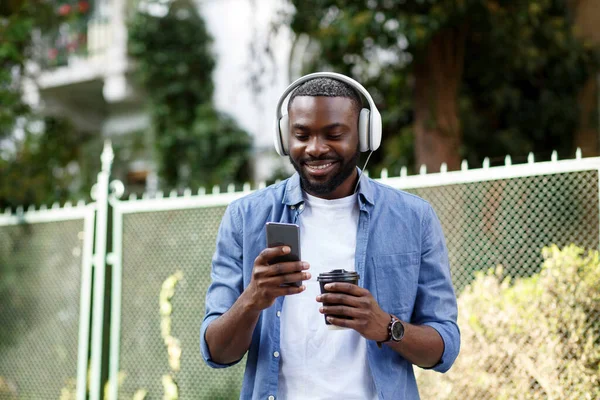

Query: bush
[417,245,600,399]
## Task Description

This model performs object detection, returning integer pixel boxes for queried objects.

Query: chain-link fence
[0,216,92,400]
[108,167,599,399]
[408,170,599,292]
[1,158,599,400]
[112,206,245,399]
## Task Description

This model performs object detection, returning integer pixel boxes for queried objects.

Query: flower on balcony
[48,48,59,60]
[78,1,90,14]
[67,41,77,53]
[58,4,71,16]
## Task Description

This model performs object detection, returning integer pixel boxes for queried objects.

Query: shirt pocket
[372,252,420,319]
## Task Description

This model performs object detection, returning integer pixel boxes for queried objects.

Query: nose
[305,135,329,158]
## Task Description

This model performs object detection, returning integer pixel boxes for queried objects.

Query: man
[201,74,460,399]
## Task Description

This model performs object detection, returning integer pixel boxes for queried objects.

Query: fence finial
[183,188,192,197]
[169,190,178,198]
[243,182,251,192]
[381,168,388,179]
[400,166,408,177]
[461,159,468,171]
[259,181,266,190]
[528,152,535,164]
[212,185,220,195]
[419,164,427,175]
[198,187,206,196]
[483,158,490,169]
[227,184,235,193]
[440,163,447,173]
[551,151,558,162]
[100,140,114,173]
[504,155,512,167]
[575,147,582,160]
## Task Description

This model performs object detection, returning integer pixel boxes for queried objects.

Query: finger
[317,293,362,307]
[273,284,306,297]
[275,271,311,285]
[326,316,357,329]
[319,305,360,318]
[267,261,309,277]
[322,282,368,296]
[254,246,290,266]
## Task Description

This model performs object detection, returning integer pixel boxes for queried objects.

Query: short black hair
[287,77,363,115]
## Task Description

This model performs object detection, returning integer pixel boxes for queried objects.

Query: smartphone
[265,222,302,287]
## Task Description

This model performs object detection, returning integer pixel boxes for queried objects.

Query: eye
[326,131,344,140]
[294,132,309,141]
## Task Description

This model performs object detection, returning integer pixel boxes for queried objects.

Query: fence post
[89,141,114,400]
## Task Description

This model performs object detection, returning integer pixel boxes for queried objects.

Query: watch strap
[376,314,397,348]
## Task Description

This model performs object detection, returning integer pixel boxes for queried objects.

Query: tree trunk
[414,26,466,172]
[571,0,600,156]
[574,77,598,156]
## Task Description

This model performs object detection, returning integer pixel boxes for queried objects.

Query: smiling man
[201,74,460,399]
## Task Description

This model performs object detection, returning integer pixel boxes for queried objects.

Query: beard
[289,148,360,197]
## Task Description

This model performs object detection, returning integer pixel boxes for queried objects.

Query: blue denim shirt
[200,172,460,399]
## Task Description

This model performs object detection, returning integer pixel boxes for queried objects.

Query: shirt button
[298,203,305,211]
[268,396,275,400]
[276,311,281,317]
[290,205,296,210]
[273,351,280,358]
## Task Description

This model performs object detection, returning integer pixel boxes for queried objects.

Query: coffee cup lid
[317,269,359,282]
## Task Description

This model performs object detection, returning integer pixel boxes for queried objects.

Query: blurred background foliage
[127,0,252,190]
[283,0,600,175]
[1,0,600,206]
[1,0,101,209]
[417,244,600,398]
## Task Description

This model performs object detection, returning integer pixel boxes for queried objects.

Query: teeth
[309,163,332,170]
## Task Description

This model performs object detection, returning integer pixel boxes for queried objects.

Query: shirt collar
[282,168,375,207]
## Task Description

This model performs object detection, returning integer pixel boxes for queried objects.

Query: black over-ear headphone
[273,72,382,156]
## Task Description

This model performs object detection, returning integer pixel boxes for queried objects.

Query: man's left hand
[316,283,389,342]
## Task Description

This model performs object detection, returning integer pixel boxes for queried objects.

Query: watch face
[391,320,404,341]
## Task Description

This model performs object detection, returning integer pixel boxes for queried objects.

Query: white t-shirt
[277,192,378,400]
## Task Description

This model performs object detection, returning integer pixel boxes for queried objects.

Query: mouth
[303,160,338,177]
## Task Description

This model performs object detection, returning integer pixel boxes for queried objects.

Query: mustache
[299,155,342,163]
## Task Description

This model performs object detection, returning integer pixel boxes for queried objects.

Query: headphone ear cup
[358,108,370,152]
[276,114,290,156]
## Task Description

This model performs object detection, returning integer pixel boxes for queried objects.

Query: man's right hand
[243,246,310,311]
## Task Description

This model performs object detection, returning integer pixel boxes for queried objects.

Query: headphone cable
[354,150,374,194]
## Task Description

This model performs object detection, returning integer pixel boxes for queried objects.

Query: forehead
[288,96,357,126]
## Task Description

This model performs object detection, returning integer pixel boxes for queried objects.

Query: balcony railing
[37,0,112,70]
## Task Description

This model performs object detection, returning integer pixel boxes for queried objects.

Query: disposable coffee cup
[317,269,360,329]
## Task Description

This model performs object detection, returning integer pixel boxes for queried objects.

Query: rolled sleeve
[413,204,460,373]
[199,203,245,368]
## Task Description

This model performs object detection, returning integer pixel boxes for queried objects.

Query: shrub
[417,245,600,399]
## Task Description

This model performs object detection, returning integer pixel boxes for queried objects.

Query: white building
[24,0,295,189]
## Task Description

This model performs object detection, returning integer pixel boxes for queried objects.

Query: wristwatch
[377,315,404,348]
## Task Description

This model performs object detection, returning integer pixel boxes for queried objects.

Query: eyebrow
[291,122,350,131]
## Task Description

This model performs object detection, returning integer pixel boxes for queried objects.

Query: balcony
[25,0,145,135]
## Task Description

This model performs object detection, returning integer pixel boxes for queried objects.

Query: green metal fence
[0,207,94,400]
[1,145,599,400]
